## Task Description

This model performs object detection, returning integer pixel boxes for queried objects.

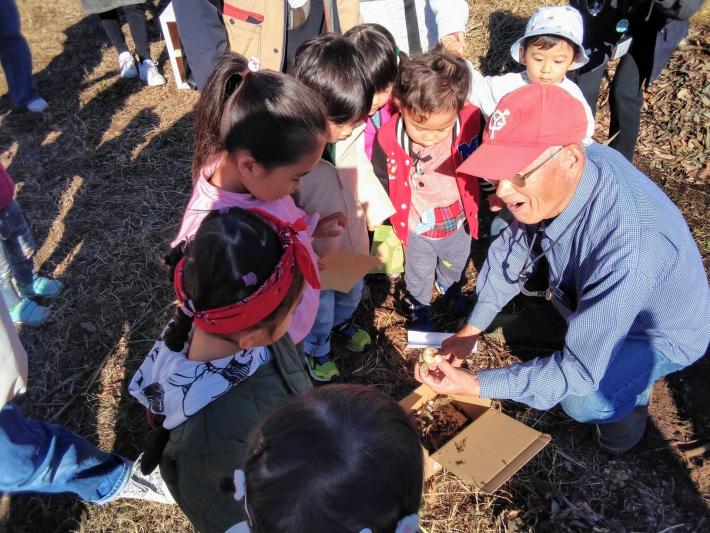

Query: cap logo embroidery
[489,109,510,140]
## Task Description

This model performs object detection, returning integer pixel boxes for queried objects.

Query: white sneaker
[116,455,176,505]
[26,97,49,113]
[139,59,166,86]
[118,51,138,79]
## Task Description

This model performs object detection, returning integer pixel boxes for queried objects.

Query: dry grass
[0,0,708,532]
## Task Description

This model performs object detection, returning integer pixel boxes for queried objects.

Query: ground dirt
[0,0,708,532]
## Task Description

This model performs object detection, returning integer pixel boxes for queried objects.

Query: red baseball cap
[458,84,588,180]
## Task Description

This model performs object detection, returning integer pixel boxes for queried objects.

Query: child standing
[372,48,483,332]
[468,6,594,142]
[227,384,424,533]
[174,53,341,345]
[293,35,394,381]
[0,163,63,326]
[130,207,315,533]
[343,23,399,161]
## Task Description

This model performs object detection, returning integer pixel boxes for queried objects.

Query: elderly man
[417,84,710,453]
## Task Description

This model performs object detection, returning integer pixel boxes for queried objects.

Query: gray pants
[404,225,471,305]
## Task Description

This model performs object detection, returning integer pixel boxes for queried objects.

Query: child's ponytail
[192,53,326,182]
[163,241,195,351]
[192,54,251,182]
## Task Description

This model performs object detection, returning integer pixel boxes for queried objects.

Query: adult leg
[560,338,684,452]
[172,0,228,90]
[608,50,643,161]
[97,8,130,55]
[0,403,129,503]
[567,48,609,116]
[122,4,150,61]
[0,0,41,107]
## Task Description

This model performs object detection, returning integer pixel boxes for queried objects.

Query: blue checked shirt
[468,143,710,410]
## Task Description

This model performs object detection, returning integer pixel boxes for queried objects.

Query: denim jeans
[0,200,36,309]
[0,0,41,107]
[0,403,129,503]
[560,338,684,424]
[304,279,364,358]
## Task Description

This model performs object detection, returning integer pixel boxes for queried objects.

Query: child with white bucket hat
[467,6,594,144]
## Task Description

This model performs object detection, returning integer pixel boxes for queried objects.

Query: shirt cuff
[437,19,466,41]
[304,213,320,236]
[477,367,513,400]
[466,302,498,331]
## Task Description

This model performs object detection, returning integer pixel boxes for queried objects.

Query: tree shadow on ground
[477,10,527,76]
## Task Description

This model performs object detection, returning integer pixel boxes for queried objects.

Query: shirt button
[229,18,235,24]
[273,48,279,54]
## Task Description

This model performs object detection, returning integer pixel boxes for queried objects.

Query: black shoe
[596,405,649,454]
[441,283,466,314]
[408,304,435,332]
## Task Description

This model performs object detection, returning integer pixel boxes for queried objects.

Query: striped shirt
[467,143,710,409]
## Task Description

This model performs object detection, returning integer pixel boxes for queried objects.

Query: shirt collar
[543,149,600,242]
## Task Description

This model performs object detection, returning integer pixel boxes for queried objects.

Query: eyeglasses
[484,147,564,189]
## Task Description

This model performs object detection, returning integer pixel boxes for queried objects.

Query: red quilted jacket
[372,104,483,247]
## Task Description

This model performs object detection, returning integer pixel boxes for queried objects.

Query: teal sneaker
[17,276,64,299]
[305,355,340,382]
[9,298,50,326]
[332,321,371,352]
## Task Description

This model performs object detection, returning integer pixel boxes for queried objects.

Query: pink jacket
[172,159,320,343]
[364,101,396,160]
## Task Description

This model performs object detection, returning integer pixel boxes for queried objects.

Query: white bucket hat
[510,6,590,70]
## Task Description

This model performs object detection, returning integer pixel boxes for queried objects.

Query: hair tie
[246,57,260,74]
[233,469,247,502]
[358,513,419,533]
[241,272,258,287]
[180,299,196,318]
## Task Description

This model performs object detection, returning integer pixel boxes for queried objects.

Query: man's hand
[441,32,466,56]
[313,212,346,239]
[415,356,481,398]
[439,324,480,360]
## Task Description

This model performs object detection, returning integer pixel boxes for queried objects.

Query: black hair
[522,34,579,58]
[344,23,399,93]
[239,384,423,533]
[292,34,374,125]
[394,45,470,122]
[192,52,327,181]
[164,208,305,351]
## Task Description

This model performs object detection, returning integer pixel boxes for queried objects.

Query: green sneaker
[17,276,64,299]
[332,321,371,352]
[305,355,340,382]
[9,298,50,326]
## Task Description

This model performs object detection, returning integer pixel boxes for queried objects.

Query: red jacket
[372,104,483,247]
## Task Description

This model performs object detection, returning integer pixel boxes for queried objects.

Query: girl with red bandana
[129,207,317,533]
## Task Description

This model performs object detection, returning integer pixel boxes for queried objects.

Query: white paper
[406,330,478,352]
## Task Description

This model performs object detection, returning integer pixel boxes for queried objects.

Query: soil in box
[410,396,470,453]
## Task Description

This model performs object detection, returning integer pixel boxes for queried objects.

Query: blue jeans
[0,200,36,309]
[0,403,129,503]
[0,0,41,107]
[560,338,684,424]
[304,280,364,358]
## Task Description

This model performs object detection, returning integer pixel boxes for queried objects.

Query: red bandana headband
[173,209,320,335]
